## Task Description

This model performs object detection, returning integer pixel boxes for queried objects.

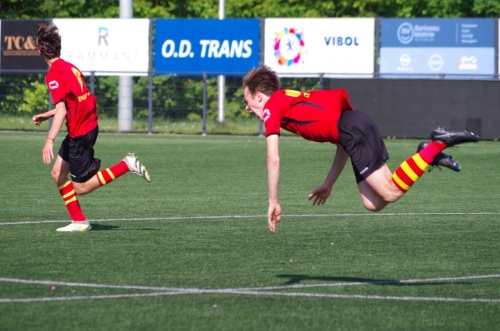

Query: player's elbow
[54,103,67,117]
[55,108,67,118]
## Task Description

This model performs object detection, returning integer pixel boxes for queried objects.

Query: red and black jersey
[46,59,98,138]
[263,89,354,144]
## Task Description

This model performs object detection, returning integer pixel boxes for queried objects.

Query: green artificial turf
[0,132,499,331]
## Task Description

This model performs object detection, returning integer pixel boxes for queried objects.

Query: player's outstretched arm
[41,103,66,164]
[266,134,281,232]
[32,108,57,126]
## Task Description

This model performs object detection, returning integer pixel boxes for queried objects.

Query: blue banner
[381,18,495,48]
[379,18,495,76]
[154,19,260,76]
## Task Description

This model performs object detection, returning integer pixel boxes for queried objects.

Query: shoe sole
[56,225,91,232]
[431,128,479,147]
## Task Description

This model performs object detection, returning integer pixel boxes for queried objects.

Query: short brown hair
[243,65,281,97]
[34,24,61,60]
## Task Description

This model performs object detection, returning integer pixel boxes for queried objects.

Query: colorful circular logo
[273,28,305,66]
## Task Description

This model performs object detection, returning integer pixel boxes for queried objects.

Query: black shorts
[338,111,389,183]
[58,126,101,183]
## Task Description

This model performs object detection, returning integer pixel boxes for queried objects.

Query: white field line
[1,274,499,304]
[2,274,499,292]
[0,277,186,292]
[1,289,499,304]
[1,211,500,226]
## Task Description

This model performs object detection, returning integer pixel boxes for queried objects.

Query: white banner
[264,18,375,77]
[52,19,149,76]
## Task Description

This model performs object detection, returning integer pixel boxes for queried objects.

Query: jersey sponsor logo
[78,92,91,102]
[284,89,302,97]
[284,89,311,99]
[48,80,59,89]
[263,109,271,122]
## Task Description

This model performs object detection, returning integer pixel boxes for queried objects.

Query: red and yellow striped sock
[58,181,86,221]
[392,141,446,192]
[95,161,129,186]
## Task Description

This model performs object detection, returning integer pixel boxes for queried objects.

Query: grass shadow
[90,224,161,231]
[276,274,472,286]
[89,224,120,231]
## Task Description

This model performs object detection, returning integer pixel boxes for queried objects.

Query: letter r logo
[98,27,108,46]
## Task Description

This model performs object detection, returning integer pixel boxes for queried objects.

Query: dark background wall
[330,79,500,140]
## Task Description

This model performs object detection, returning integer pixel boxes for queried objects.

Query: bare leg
[50,155,70,187]
[51,155,87,223]
[50,155,101,195]
[357,163,404,212]
[73,176,101,196]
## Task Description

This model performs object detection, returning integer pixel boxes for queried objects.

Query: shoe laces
[427,164,441,172]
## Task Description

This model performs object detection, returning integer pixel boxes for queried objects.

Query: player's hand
[42,139,54,164]
[308,184,332,206]
[32,114,47,126]
[267,202,282,233]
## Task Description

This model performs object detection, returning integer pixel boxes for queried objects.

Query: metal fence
[5,70,497,138]
[0,71,324,135]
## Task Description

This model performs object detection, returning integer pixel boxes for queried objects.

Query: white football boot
[56,221,91,232]
[123,153,151,183]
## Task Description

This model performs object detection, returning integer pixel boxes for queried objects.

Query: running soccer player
[242,65,479,233]
[32,23,150,232]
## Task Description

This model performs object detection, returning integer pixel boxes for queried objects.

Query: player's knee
[362,198,387,212]
[364,203,385,212]
[361,194,391,212]
[50,169,62,184]
[379,190,402,204]
[73,185,89,195]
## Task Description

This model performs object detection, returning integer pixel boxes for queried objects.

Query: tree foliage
[1,0,497,121]
[1,0,498,18]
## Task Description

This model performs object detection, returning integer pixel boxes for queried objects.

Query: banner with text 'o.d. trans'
[154,19,260,76]
[264,18,375,77]
[53,19,150,76]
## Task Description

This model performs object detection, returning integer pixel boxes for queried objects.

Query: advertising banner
[53,18,150,76]
[154,19,260,76]
[0,19,49,71]
[379,18,495,77]
[264,18,375,77]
